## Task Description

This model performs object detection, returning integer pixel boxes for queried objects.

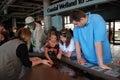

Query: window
[64,16,74,30]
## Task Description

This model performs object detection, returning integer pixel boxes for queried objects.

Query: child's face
[60,35,66,43]
[50,35,57,42]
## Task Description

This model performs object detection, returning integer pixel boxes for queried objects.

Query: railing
[29,52,120,80]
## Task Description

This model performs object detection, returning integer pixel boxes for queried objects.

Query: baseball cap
[25,16,35,26]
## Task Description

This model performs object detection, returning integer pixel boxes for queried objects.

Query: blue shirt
[73,13,112,64]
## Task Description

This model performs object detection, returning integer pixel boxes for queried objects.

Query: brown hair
[15,28,31,44]
[70,10,86,22]
[48,31,59,41]
[60,29,72,47]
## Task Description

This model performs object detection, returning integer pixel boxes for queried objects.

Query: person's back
[0,28,52,80]
[0,39,24,80]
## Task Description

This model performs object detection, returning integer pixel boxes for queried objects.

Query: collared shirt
[73,13,112,64]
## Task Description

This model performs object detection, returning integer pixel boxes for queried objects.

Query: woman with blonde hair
[0,28,51,80]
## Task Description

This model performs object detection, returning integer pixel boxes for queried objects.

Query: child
[45,31,59,64]
[57,29,77,77]
[57,29,76,59]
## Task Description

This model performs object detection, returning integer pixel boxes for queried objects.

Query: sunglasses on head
[61,30,67,34]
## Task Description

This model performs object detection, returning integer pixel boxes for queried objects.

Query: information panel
[46,0,114,15]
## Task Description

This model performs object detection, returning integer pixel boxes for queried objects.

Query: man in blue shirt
[70,10,112,69]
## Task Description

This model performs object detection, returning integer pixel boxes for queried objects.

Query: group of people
[0,9,114,80]
[0,28,51,80]
[44,10,112,69]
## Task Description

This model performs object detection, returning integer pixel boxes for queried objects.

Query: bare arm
[57,49,63,59]
[30,57,42,67]
[95,42,111,69]
[44,48,54,64]
[30,57,52,67]
[75,42,86,65]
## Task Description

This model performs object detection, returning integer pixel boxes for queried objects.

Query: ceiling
[0,0,120,23]
[0,0,63,22]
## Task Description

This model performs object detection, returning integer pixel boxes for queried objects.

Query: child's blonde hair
[48,31,59,41]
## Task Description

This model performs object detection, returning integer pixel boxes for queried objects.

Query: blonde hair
[48,31,58,41]
[15,28,31,44]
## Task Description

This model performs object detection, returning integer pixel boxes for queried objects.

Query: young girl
[57,29,76,59]
[45,31,59,64]
[57,29,77,77]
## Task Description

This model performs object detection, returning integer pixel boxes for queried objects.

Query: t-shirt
[59,38,76,57]
[45,40,59,55]
[73,13,112,64]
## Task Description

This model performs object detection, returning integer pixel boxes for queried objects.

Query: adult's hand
[99,64,112,70]
[42,59,52,67]
[77,57,86,65]
[57,53,62,59]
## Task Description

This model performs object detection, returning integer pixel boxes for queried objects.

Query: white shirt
[59,38,75,53]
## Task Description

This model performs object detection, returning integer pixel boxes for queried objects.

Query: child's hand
[57,53,62,59]
[50,60,54,65]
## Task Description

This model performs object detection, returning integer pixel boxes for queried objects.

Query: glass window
[64,16,74,30]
